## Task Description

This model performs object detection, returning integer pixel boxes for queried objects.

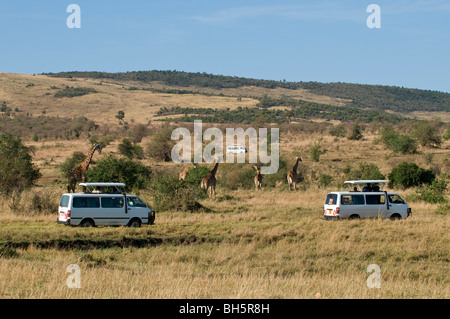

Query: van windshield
[325,194,338,205]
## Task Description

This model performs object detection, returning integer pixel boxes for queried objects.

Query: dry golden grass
[0,187,448,299]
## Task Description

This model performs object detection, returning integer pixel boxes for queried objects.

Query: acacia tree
[0,133,41,206]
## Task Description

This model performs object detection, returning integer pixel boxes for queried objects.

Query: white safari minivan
[57,183,155,227]
[324,180,412,220]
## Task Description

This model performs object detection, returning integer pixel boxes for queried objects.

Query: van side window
[73,197,100,208]
[101,197,124,208]
[325,194,337,205]
[341,195,365,205]
[366,194,385,205]
[389,195,405,204]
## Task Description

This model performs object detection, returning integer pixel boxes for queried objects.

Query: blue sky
[1,0,449,93]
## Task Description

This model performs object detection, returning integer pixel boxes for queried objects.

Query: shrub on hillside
[329,125,347,138]
[309,138,327,162]
[379,125,417,154]
[418,177,448,204]
[348,123,363,140]
[412,121,442,148]
[146,124,175,162]
[54,86,97,98]
[346,162,385,181]
[388,162,435,189]
[118,138,144,159]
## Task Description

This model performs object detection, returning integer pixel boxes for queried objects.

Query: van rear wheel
[349,214,360,220]
[80,219,95,227]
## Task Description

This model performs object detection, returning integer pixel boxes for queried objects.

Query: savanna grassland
[0,72,449,299]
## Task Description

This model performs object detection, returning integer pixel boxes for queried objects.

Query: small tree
[115,110,125,122]
[89,135,115,154]
[0,133,41,204]
[348,123,363,140]
[379,125,417,154]
[146,124,175,162]
[118,138,143,159]
[412,121,442,148]
[347,162,385,180]
[86,156,151,191]
[129,124,148,144]
[329,125,347,138]
[388,162,435,189]
[309,138,327,162]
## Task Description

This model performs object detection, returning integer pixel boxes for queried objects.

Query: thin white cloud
[190,3,364,24]
[382,0,450,15]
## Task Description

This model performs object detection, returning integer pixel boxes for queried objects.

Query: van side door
[340,194,365,218]
[365,194,387,218]
[100,196,127,225]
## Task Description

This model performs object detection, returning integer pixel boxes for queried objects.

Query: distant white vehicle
[226,145,247,154]
[323,180,412,220]
[57,183,155,227]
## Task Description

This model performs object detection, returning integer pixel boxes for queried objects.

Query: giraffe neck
[80,146,97,171]
[293,158,300,172]
[210,162,219,177]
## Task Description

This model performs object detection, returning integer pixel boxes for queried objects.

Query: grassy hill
[45,70,450,113]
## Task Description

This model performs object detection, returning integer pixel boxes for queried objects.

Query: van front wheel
[390,213,401,220]
[128,218,142,228]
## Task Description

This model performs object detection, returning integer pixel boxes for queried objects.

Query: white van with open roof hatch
[324,180,412,220]
[57,183,155,227]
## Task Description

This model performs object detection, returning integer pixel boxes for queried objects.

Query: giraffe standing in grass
[201,160,220,198]
[253,166,262,191]
[287,156,302,191]
[67,144,100,193]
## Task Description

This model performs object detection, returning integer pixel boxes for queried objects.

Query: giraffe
[67,144,100,193]
[201,159,220,198]
[179,163,197,181]
[287,156,302,191]
[253,166,262,191]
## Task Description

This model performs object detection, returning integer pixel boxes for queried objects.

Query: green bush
[309,138,327,162]
[0,132,41,197]
[346,162,385,180]
[218,164,255,190]
[85,156,151,191]
[443,126,450,141]
[261,157,289,188]
[183,165,211,187]
[379,125,417,154]
[388,162,435,189]
[54,86,97,98]
[329,125,347,138]
[149,174,206,212]
[412,121,442,148]
[118,138,144,159]
[318,174,333,188]
[348,124,363,140]
[418,178,448,204]
[146,124,175,162]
